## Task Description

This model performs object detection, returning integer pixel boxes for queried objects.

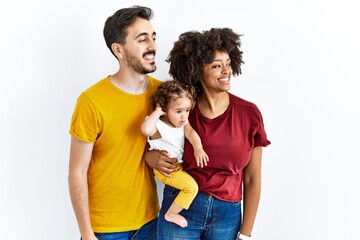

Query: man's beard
[123,49,157,74]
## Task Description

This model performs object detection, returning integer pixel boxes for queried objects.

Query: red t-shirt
[183,93,271,202]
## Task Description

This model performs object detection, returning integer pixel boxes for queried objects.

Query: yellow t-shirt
[69,76,161,232]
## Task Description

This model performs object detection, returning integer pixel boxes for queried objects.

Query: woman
[145,28,270,240]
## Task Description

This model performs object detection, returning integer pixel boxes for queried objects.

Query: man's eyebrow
[135,31,156,39]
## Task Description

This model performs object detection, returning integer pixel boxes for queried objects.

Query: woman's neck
[197,92,230,119]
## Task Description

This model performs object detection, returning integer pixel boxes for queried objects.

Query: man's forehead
[127,18,155,39]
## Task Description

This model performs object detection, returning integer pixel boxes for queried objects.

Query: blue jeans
[83,218,157,240]
[158,185,241,240]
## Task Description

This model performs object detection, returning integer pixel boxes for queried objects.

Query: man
[68,6,176,240]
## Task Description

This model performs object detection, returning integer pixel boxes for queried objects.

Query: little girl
[141,80,209,228]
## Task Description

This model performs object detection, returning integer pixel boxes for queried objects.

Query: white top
[147,119,187,162]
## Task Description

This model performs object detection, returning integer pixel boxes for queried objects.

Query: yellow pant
[154,165,198,209]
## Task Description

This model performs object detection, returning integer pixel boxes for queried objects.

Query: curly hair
[167,28,244,99]
[103,6,153,57]
[151,80,196,112]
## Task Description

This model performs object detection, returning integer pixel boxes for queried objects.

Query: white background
[1,0,359,239]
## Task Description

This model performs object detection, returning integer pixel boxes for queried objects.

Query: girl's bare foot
[164,213,188,228]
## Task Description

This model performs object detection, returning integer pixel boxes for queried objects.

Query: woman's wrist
[238,233,251,240]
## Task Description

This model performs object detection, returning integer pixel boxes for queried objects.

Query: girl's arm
[240,146,263,238]
[184,123,209,167]
[141,106,164,137]
[142,107,178,177]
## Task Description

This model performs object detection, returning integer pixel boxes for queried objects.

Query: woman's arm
[240,146,263,237]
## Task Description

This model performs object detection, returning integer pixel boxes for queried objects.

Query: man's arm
[240,146,263,238]
[68,136,97,240]
[144,150,179,177]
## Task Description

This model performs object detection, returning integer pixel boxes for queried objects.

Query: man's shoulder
[83,77,109,94]
[148,75,162,85]
[147,75,163,92]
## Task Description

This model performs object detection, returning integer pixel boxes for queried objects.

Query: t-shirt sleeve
[69,93,99,143]
[253,108,271,148]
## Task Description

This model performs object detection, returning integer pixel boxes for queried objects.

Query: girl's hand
[194,149,209,168]
[155,104,165,115]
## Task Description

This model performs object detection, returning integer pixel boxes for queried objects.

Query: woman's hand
[144,150,179,177]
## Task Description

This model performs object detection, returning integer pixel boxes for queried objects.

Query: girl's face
[163,96,192,128]
[200,50,232,94]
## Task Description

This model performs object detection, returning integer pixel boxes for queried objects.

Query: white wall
[1,0,359,239]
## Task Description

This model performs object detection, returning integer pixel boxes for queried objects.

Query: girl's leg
[158,186,207,240]
[155,167,198,228]
[164,201,187,227]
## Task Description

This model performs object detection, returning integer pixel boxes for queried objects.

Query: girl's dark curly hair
[151,80,196,111]
[167,28,244,99]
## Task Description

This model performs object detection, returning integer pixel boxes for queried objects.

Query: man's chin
[143,66,157,74]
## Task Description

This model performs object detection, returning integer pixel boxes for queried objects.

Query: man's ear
[111,43,124,60]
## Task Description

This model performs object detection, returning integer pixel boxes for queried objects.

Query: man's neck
[109,71,149,95]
